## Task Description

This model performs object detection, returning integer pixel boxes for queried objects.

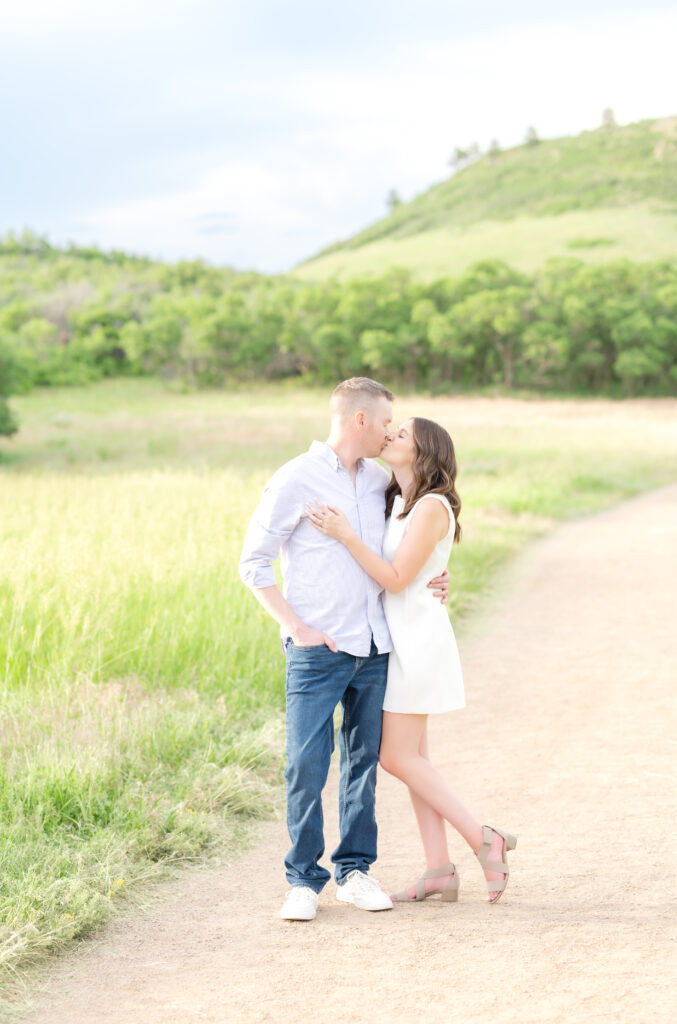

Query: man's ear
[355,411,366,430]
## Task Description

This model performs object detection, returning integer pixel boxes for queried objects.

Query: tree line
[1,233,675,433]
[445,111,617,176]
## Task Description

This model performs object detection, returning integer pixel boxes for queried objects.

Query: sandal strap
[481,858,508,873]
[475,825,516,901]
[423,863,456,880]
[475,826,510,873]
[393,885,425,902]
[394,863,459,901]
[475,825,492,866]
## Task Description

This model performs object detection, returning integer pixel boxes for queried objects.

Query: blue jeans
[283,638,388,893]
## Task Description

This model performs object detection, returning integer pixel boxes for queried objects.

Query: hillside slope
[296,116,677,280]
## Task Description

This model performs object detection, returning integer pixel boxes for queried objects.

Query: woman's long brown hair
[384,417,462,543]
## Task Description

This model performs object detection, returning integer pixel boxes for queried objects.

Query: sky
[2,0,676,273]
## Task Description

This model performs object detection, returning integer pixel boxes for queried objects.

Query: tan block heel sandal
[475,825,517,904]
[392,863,459,903]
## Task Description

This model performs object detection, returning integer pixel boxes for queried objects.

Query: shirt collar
[309,440,364,473]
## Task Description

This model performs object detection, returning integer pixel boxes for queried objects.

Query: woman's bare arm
[306,497,450,595]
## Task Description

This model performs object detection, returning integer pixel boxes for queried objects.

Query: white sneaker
[336,870,393,911]
[280,886,319,921]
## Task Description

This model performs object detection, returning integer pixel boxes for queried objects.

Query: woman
[306,417,516,904]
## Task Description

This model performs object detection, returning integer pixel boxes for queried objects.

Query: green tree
[446,286,531,387]
[426,312,473,386]
[2,234,675,397]
[610,308,666,393]
[311,323,362,382]
[386,189,402,213]
[0,336,19,436]
[14,318,60,387]
[614,347,664,391]
[360,328,399,373]
[520,322,570,388]
[449,146,469,170]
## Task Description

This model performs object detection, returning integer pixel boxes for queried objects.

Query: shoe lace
[347,870,382,894]
[287,887,316,904]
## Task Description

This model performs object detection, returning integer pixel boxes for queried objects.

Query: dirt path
[26,486,677,1024]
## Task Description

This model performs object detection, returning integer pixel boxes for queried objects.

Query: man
[239,378,448,921]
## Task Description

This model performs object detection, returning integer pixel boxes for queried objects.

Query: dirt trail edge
[26,486,677,1024]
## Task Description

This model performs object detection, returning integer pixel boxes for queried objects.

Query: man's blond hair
[330,378,394,420]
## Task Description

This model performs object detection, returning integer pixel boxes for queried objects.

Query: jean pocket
[285,639,334,662]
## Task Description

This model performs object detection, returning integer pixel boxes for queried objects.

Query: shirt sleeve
[238,463,304,590]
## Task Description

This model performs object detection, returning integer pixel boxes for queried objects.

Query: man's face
[360,397,393,457]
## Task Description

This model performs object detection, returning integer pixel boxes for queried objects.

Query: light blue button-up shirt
[239,441,393,657]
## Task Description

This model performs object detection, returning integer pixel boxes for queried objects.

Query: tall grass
[2,472,279,701]
[1,381,676,989]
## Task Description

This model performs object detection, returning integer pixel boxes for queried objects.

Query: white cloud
[275,8,677,162]
[77,160,349,270]
[10,2,677,271]
[1,0,196,35]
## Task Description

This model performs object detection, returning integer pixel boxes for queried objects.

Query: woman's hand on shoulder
[305,499,355,543]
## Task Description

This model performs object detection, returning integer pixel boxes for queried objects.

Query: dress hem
[382,704,466,715]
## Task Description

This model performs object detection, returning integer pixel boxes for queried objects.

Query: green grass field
[296,204,677,281]
[1,379,676,988]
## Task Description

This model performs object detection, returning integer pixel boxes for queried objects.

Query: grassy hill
[296,116,677,280]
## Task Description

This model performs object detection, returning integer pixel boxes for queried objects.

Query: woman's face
[381,419,416,468]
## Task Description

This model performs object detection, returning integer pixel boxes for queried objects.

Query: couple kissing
[239,377,516,921]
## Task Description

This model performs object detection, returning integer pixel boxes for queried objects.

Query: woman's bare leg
[408,727,449,864]
[381,711,507,898]
[400,725,455,897]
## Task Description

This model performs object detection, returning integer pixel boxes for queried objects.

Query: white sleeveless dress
[382,493,466,714]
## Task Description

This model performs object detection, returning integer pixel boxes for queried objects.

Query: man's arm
[248,585,337,651]
[239,465,337,650]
